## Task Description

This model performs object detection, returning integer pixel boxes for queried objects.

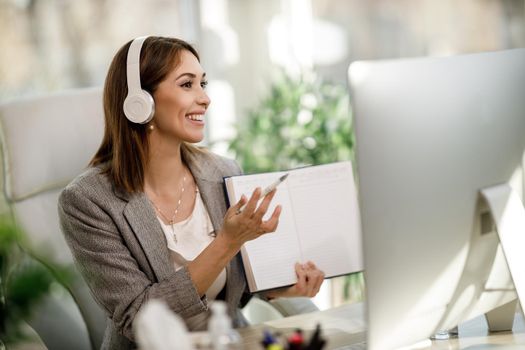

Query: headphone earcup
[123,90,155,124]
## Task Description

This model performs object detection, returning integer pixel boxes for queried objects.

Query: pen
[237,173,289,213]
[305,323,326,350]
[262,173,289,196]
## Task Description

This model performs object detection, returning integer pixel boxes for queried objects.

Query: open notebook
[224,161,363,293]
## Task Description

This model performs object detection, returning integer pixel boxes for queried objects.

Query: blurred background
[1,0,524,326]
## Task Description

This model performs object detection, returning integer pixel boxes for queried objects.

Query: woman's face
[151,50,210,144]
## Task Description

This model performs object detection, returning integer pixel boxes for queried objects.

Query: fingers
[304,261,325,297]
[304,265,316,296]
[294,262,308,295]
[252,189,277,221]
[242,187,262,216]
[260,205,281,233]
[292,261,325,297]
[225,187,282,243]
[229,194,247,216]
[245,188,281,236]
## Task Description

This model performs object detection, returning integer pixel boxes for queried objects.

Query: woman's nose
[198,91,211,108]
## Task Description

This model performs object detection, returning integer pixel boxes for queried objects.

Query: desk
[237,302,525,349]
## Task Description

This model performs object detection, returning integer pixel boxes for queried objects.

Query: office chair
[241,297,285,324]
[269,297,319,317]
[241,296,320,325]
[0,88,107,350]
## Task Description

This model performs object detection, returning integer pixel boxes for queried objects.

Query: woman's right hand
[220,187,282,248]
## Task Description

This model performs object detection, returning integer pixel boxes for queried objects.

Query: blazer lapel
[123,192,172,281]
[184,150,229,234]
[196,178,228,234]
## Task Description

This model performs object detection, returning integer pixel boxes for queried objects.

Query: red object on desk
[288,329,304,349]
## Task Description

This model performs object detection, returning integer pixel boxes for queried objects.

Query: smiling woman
[57,36,325,350]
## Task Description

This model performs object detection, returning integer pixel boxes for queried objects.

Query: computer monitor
[348,48,525,349]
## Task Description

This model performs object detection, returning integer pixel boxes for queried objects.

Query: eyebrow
[175,72,207,80]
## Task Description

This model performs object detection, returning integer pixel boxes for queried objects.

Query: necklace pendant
[171,223,178,243]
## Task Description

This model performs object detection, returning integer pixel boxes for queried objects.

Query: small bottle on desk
[208,301,242,350]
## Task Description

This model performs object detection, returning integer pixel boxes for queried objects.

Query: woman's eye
[201,81,208,89]
[181,81,192,88]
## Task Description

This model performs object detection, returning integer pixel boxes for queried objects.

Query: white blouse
[157,189,227,330]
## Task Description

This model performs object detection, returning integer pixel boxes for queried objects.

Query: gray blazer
[58,148,250,350]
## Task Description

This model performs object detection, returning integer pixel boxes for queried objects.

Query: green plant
[228,71,354,173]
[227,70,364,303]
[0,218,72,346]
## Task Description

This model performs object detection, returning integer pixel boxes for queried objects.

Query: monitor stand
[484,298,518,332]
[481,184,525,331]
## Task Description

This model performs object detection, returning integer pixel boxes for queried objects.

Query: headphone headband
[126,36,148,95]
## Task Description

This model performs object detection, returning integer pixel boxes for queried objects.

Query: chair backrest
[0,87,107,350]
[241,297,284,325]
[241,297,320,325]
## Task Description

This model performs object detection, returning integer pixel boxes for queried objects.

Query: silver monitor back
[348,48,525,350]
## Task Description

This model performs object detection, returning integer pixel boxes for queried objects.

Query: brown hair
[91,36,201,193]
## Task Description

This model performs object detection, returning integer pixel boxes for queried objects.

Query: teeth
[187,114,204,121]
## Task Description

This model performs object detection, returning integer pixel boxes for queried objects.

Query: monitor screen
[348,48,525,349]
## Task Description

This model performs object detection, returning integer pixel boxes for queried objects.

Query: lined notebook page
[288,162,363,277]
[226,173,302,291]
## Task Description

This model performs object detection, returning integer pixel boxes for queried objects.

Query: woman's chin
[185,134,205,144]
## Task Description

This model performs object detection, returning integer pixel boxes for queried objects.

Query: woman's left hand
[265,261,325,299]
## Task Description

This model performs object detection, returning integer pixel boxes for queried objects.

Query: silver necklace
[150,175,187,243]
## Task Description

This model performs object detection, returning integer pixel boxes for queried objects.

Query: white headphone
[123,36,155,124]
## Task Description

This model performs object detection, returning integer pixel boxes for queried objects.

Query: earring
[148,124,155,131]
